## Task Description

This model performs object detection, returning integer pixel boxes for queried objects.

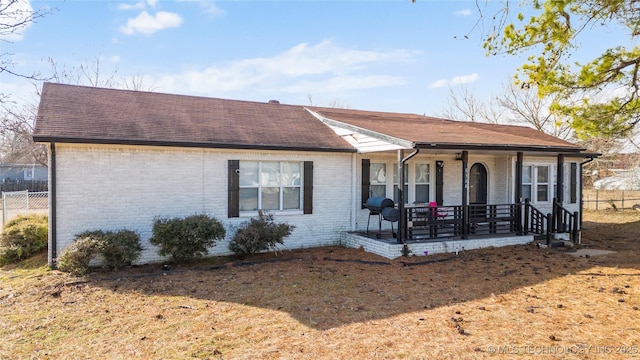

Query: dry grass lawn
[1,209,639,359]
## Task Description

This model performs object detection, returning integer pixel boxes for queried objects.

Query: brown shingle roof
[307,106,585,153]
[34,83,586,154]
[33,83,355,152]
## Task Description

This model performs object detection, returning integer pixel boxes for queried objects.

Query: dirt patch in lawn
[2,210,640,359]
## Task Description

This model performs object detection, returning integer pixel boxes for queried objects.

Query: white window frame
[369,162,388,198]
[371,161,432,204]
[414,163,431,204]
[522,163,553,204]
[239,161,303,213]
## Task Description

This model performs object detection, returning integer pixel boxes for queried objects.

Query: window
[238,161,302,212]
[369,163,387,198]
[24,168,34,180]
[392,163,408,203]
[414,164,430,203]
[522,164,551,203]
[537,165,549,202]
[362,160,432,204]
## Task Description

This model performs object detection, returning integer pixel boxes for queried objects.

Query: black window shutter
[228,160,240,218]
[361,159,370,209]
[303,161,313,214]
[570,162,578,204]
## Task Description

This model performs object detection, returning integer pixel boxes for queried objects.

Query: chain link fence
[1,191,49,231]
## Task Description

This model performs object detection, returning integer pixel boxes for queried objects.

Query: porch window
[370,163,387,198]
[537,166,549,202]
[414,163,430,203]
[362,160,433,204]
[239,161,302,211]
[522,164,550,203]
[393,163,408,203]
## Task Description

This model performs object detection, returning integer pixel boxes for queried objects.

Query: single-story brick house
[34,82,597,266]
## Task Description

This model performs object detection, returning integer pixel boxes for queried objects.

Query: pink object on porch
[429,201,447,219]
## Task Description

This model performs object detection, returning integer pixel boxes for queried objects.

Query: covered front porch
[349,200,579,259]
[308,106,597,259]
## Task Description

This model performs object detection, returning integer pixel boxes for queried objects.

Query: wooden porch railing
[405,200,578,244]
[523,199,551,244]
[405,203,521,241]
[552,198,580,243]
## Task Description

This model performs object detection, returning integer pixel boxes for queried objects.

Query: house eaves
[412,142,586,154]
[305,108,414,153]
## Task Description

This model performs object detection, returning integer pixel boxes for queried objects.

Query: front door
[469,163,487,205]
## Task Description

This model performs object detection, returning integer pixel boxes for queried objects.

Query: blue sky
[0,0,627,117]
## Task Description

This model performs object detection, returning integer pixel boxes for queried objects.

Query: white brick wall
[52,144,354,264]
[48,144,583,265]
[341,232,534,259]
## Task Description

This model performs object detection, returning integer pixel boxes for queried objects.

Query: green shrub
[0,214,48,266]
[150,214,226,264]
[99,230,143,269]
[228,212,295,258]
[88,230,143,270]
[56,230,143,275]
[56,235,100,276]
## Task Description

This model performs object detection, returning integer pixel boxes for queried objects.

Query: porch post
[461,150,469,239]
[556,154,565,232]
[515,152,523,202]
[516,152,523,235]
[556,154,565,203]
[397,149,405,244]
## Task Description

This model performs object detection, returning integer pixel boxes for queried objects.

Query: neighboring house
[0,163,47,182]
[0,163,48,192]
[593,170,640,190]
[34,83,597,266]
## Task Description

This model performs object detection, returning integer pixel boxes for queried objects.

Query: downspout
[579,156,595,230]
[398,148,420,251]
[49,142,57,269]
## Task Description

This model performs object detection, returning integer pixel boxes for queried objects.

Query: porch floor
[341,230,535,259]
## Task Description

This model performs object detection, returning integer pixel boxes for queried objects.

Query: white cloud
[0,0,34,41]
[117,0,156,11]
[429,73,478,88]
[152,40,415,96]
[451,73,479,85]
[428,79,449,89]
[201,3,224,15]
[455,9,472,16]
[117,1,145,11]
[120,11,183,35]
[177,0,224,15]
[281,75,406,94]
